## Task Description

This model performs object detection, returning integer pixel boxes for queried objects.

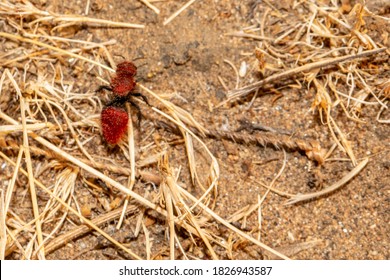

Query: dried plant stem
[286,158,369,205]
[225,31,273,41]
[163,0,198,25]
[223,59,240,89]
[117,104,136,229]
[205,129,325,164]
[50,16,144,29]
[139,0,160,14]
[0,188,6,260]
[162,181,176,260]
[0,123,54,134]
[377,101,390,123]
[44,205,138,256]
[224,47,387,104]
[0,137,133,176]
[165,171,219,260]
[16,78,45,259]
[141,221,152,260]
[3,149,23,217]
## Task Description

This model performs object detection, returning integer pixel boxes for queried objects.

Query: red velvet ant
[98,61,149,145]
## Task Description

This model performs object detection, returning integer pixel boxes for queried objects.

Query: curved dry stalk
[223,59,240,89]
[45,100,97,164]
[3,148,24,219]
[313,77,357,164]
[223,48,387,104]
[227,151,289,226]
[141,221,152,260]
[152,106,220,191]
[327,113,356,165]
[286,158,369,205]
[34,167,78,256]
[232,150,287,237]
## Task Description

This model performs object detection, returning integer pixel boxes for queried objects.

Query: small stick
[205,129,325,164]
[117,104,136,229]
[225,31,273,41]
[47,16,144,29]
[163,0,198,25]
[44,206,138,255]
[235,119,292,135]
[0,136,133,176]
[139,0,160,14]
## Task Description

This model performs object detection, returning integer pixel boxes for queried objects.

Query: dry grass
[0,0,388,260]
[225,3,389,166]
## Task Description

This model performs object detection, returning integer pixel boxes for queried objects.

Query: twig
[44,206,138,255]
[117,104,136,229]
[139,0,160,14]
[205,129,325,164]
[163,0,198,25]
[0,136,133,176]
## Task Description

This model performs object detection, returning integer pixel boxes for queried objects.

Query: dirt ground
[1,0,389,260]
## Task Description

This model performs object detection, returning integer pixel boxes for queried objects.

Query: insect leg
[129,99,143,128]
[96,85,113,92]
[131,92,151,106]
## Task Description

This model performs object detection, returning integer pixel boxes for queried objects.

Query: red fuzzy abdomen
[101,106,129,144]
